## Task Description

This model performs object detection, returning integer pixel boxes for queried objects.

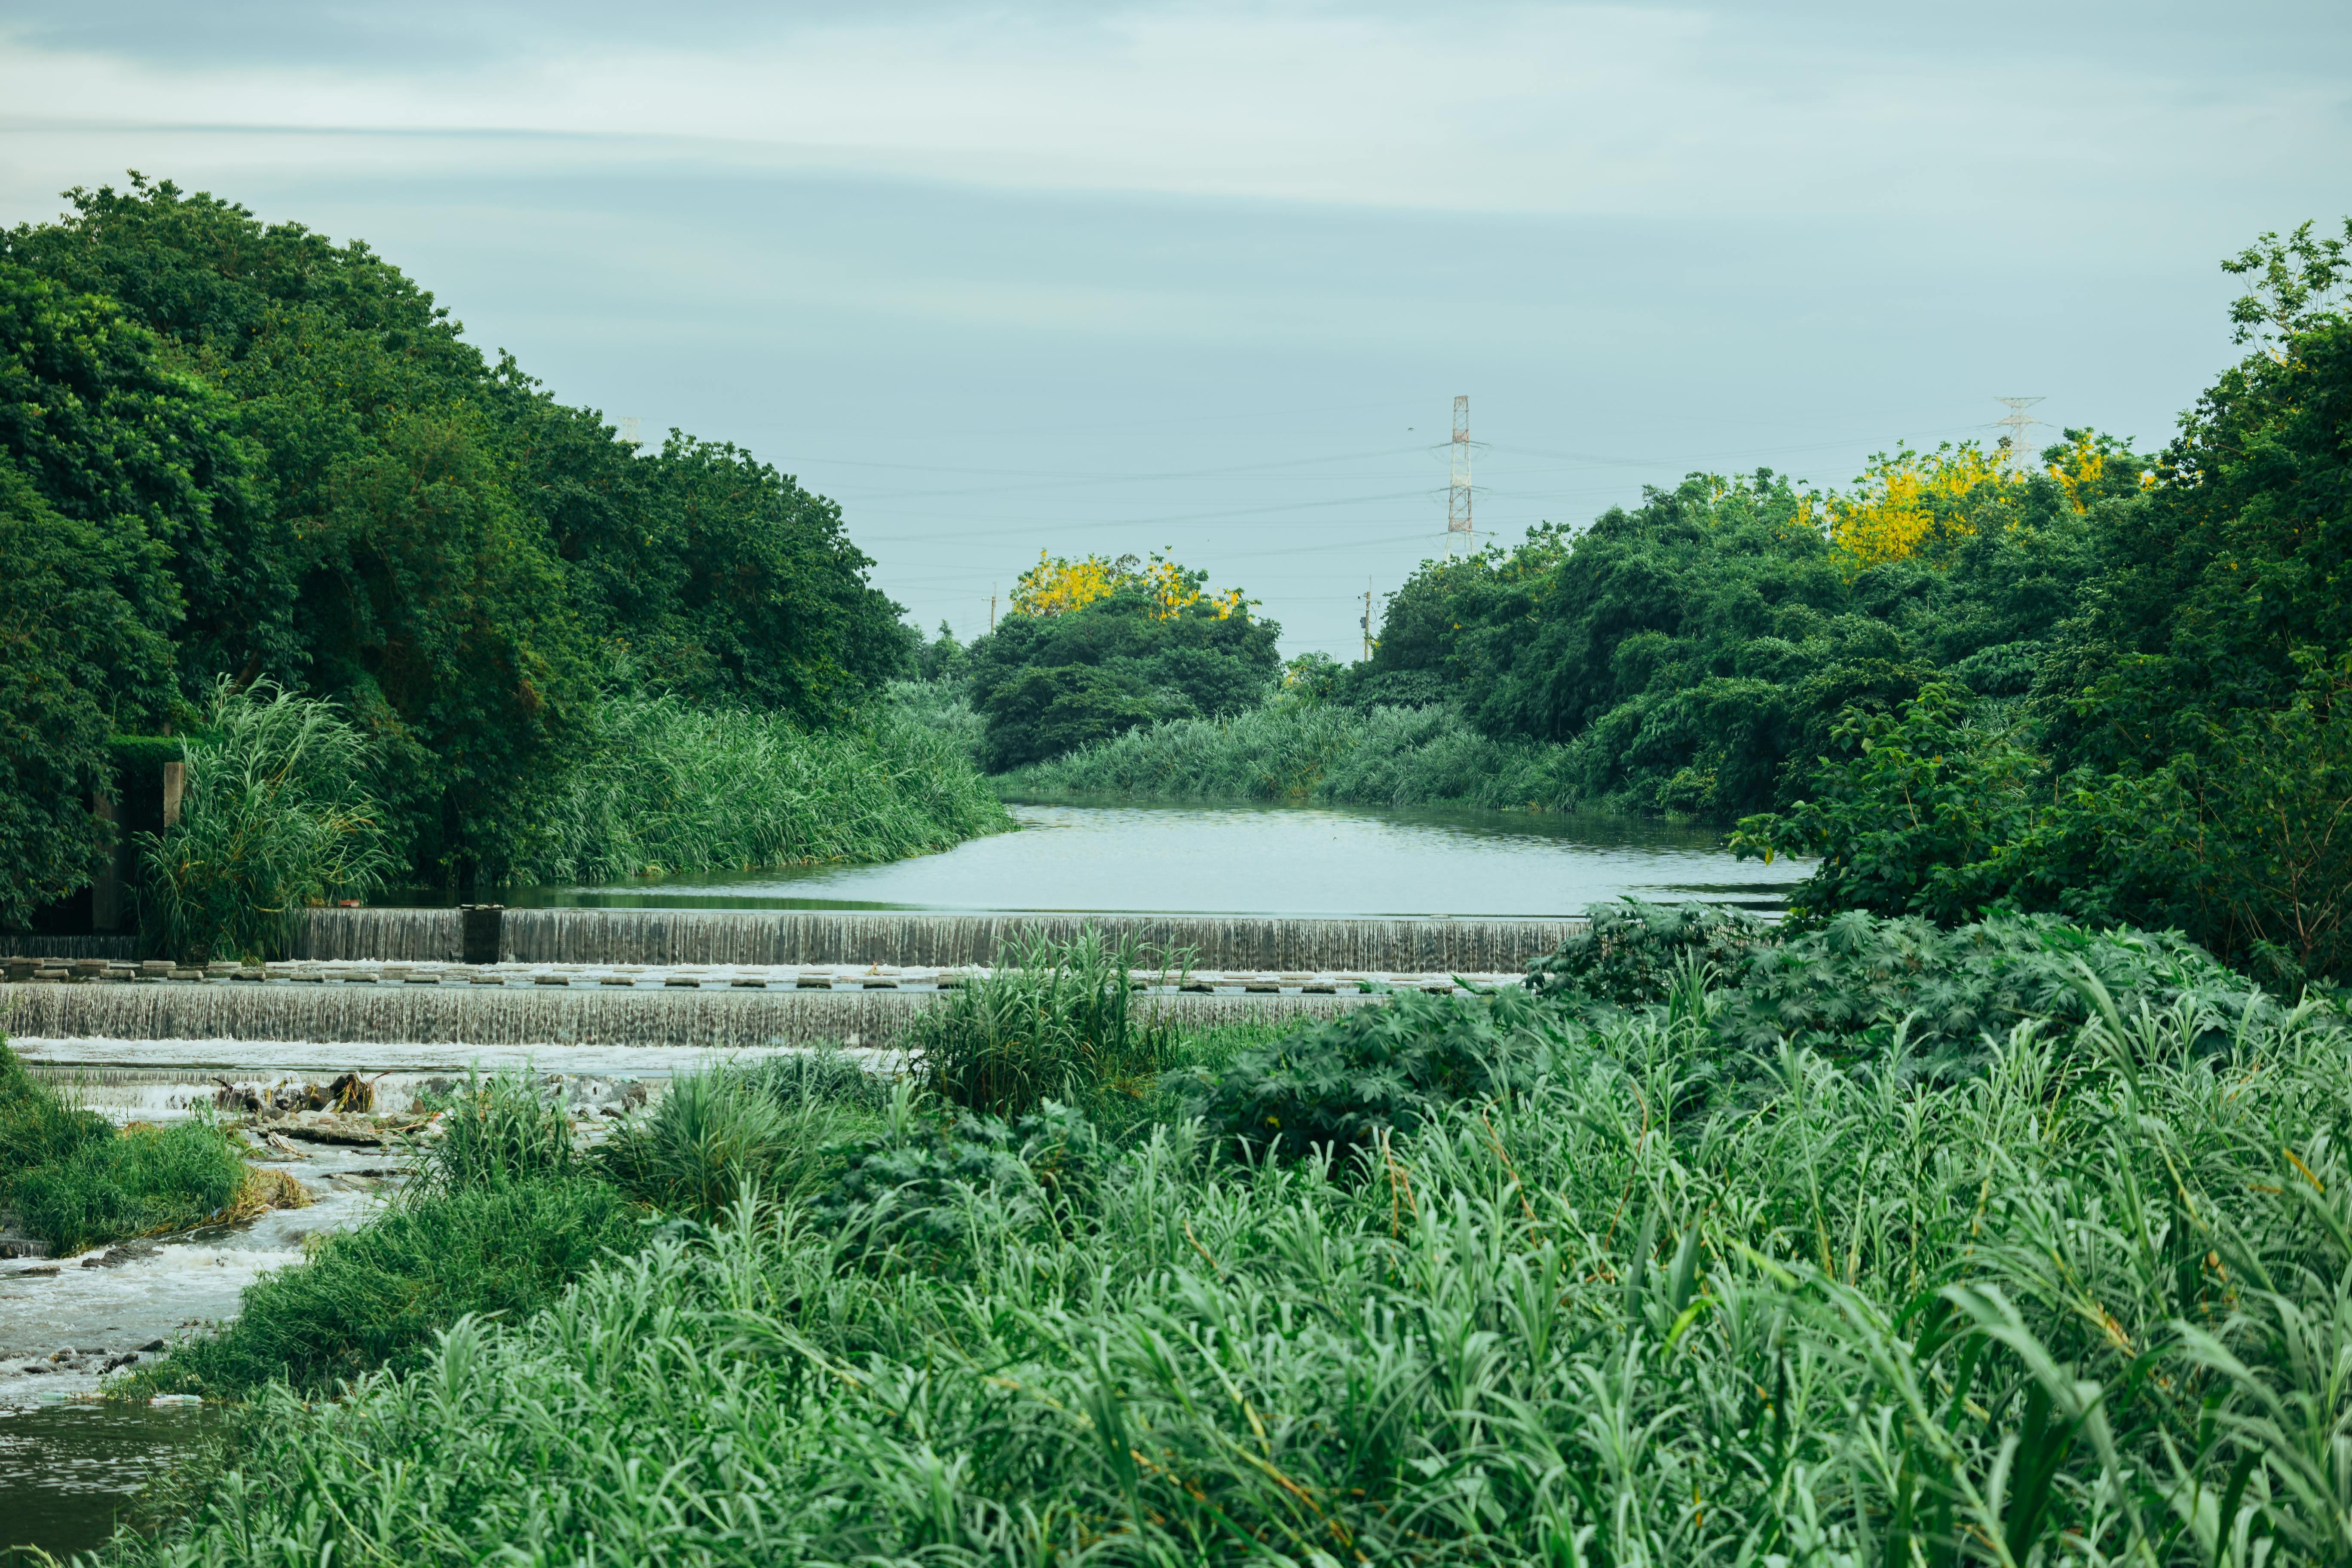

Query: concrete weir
[4,911,1565,1053]
[4,983,1372,1050]
[293,907,1580,972]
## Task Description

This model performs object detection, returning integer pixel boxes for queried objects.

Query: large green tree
[3,175,916,890]
[0,456,177,927]
[965,587,1281,771]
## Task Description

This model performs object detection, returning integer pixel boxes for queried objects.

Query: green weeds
[909,927,1189,1124]
[600,1052,882,1220]
[1001,699,1590,809]
[0,1040,251,1256]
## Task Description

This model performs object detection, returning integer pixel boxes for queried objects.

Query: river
[495,800,1800,915]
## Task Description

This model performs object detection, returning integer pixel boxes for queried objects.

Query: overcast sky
[3,1,2346,655]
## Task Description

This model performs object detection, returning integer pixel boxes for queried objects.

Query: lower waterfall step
[3,981,1378,1049]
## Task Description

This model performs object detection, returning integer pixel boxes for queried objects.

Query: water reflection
[0,1400,219,1564]
[490,800,1803,918]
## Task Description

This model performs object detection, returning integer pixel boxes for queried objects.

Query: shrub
[1526,898,1774,1007]
[141,679,395,963]
[1177,984,1583,1157]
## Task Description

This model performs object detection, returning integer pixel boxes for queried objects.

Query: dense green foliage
[509,695,1010,884]
[1525,897,1773,1007]
[1178,983,1580,1156]
[0,1039,248,1255]
[1357,449,2130,821]
[1,175,922,897]
[141,680,396,961]
[103,954,2352,1567]
[0,456,177,926]
[964,587,1282,770]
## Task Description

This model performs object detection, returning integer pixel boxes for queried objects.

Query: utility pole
[989,586,997,634]
[1446,395,1474,559]
[1994,396,2045,471]
[1360,579,1374,662]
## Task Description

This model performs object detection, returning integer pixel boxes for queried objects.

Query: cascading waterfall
[2,983,1365,1049]
[0,936,139,960]
[291,908,462,962]
[294,908,1577,972]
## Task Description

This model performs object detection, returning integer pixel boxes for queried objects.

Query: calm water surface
[502,800,1803,916]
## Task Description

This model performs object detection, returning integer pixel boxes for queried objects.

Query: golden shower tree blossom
[1012,550,1250,620]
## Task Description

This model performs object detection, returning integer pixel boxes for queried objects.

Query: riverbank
[995,700,1598,812]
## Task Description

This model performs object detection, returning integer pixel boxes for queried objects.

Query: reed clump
[141,680,397,963]
[510,695,1012,883]
[599,1050,884,1220]
[1000,699,1588,808]
[907,927,1188,1124]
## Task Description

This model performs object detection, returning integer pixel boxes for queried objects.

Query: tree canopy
[0,175,916,894]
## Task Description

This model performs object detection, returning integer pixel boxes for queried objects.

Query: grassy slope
[104,974,2352,1565]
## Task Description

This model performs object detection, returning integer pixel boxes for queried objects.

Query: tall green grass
[107,980,2352,1565]
[0,1040,251,1256]
[510,695,1012,882]
[600,1051,885,1220]
[141,680,396,962]
[908,927,1190,1126]
[1000,699,1589,809]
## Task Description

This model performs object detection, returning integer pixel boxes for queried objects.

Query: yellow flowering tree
[1825,442,2018,572]
[1825,435,2152,574]
[1012,551,1249,620]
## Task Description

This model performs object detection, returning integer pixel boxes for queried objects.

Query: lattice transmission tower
[1994,396,2045,470]
[1446,395,1473,558]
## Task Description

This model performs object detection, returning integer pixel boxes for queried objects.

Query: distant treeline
[1008,220,2352,985]
[2,175,936,923]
